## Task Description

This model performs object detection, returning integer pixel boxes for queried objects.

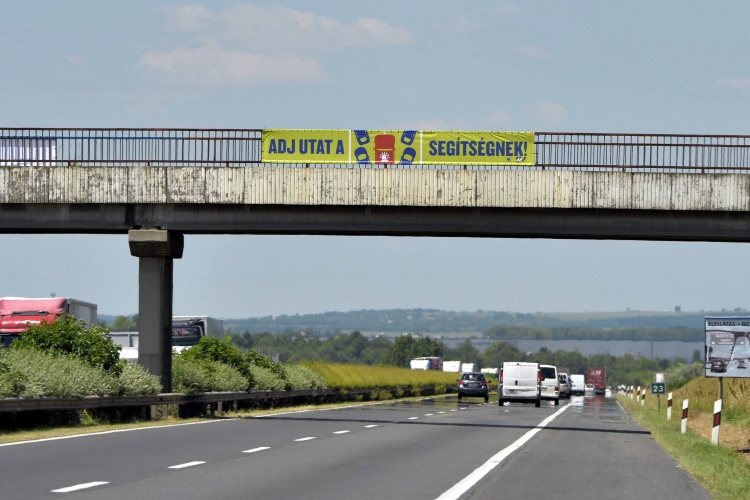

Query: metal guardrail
[0,385,447,413]
[3,128,748,172]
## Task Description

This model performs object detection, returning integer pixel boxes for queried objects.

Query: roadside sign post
[651,383,665,412]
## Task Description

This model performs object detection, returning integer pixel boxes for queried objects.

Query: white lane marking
[294,437,316,442]
[52,482,109,493]
[243,447,270,453]
[1,419,233,448]
[450,409,457,412]
[438,411,446,414]
[364,425,378,428]
[255,402,384,418]
[333,430,350,434]
[425,413,434,416]
[408,417,419,420]
[459,407,467,410]
[169,461,206,469]
[435,404,570,500]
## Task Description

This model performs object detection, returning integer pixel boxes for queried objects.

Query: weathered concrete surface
[3,166,750,211]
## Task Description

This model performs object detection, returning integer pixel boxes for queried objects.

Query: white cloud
[156,4,413,50]
[481,110,512,128]
[524,102,567,128]
[143,4,412,86]
[714,78,750,90]
[66,55,90,65]
[139,41,328,86]
[516,46,554,60]
[390,118,468,130]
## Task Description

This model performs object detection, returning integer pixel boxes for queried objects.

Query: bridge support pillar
[128,229,183,393]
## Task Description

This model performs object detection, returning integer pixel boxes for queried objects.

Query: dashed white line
[294,437,316,442]
[243,447,270,453]
[364,424,378,428]
[425,413,434,416]
[435,404,570,500]
[450,409,457,412]
[438,411,446,414]
[408,416,419,420]
[52,482,109,493]
[333,430,350,434]
[168,461,206,469]
[459,407,467,410]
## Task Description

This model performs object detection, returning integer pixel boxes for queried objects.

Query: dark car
[710,358,728,373]
[458,372,489,402]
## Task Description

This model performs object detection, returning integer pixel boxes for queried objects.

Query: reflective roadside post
[712,399,722,445]
[681,399,689,434]
[667,392,673,420]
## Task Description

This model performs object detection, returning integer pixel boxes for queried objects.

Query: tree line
[227,331,692,387]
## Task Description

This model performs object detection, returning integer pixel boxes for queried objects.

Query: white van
[570,374,585,395]
[540,365,560,405]
[499,362,541,407]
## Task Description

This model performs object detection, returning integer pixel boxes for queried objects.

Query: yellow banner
[262,130,534,166]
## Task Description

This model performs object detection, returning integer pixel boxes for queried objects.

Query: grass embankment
[303,362,461,390]
[618,377,750,500]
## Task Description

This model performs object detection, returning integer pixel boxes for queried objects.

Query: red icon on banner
[374,134,396,164]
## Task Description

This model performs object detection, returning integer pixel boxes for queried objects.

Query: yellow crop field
[304,362,462,389]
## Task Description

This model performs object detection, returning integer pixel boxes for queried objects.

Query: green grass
[668,376,750,424]
[618,394,750,500]
[303,362,461,389]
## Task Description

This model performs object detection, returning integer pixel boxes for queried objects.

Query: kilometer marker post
[641,388,645,406]
[667,392,672,420]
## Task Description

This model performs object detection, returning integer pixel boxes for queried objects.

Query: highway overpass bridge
[2,128,749,389]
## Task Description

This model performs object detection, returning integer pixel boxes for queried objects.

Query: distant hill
[222,308,745,336]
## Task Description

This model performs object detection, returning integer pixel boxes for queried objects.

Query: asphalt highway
[0,396,711,500]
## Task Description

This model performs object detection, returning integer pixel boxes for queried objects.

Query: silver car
[558,373,571,398]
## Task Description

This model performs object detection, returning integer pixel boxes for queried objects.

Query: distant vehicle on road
[585,384,595,395]
[570,374,585,395]
[112,316,225,359]
[0,297,97,348]
[540,365,560,405]
[558,373,571,398]
[410,357,442,370]
[499,362,541,407]
[586,367,607,395]
[461,362,480,373]
[442,360,462,372]
[458,372,489,402]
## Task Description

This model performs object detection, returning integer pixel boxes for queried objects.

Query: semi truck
[0,297,97,347]
[409,356,442,370]
[586,367,607,395]
[112,316,225,359]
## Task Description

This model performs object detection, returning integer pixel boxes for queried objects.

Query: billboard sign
[705,316,750,378]
[261,129,535,166]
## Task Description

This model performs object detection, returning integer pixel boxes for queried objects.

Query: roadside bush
[11,314,123,375]
[172,356,248,393]
[284,364,326,390]
[248,364,287,391]
[667,361,704,390]
[116,362,161,396]
[180,337,253,382]
[0,348,116,398]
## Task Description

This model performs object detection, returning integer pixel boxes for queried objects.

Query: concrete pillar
[128,229,183,393]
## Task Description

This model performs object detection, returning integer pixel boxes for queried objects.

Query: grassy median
[304,362,461,390]
[618,389,750,500]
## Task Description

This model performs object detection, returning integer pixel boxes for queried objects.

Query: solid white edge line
[333,430,350,434]
[52,481,109,493]
[294,436,316,441]
[408,417,418,420]
[168,461,206,469]
[435,404,570,500]
[243,447,270,453]
[0,419,233,448]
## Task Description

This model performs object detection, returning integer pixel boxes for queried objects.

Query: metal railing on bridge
[2,128,750,173]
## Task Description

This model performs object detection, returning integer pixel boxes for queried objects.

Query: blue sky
[2,1,750,317]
